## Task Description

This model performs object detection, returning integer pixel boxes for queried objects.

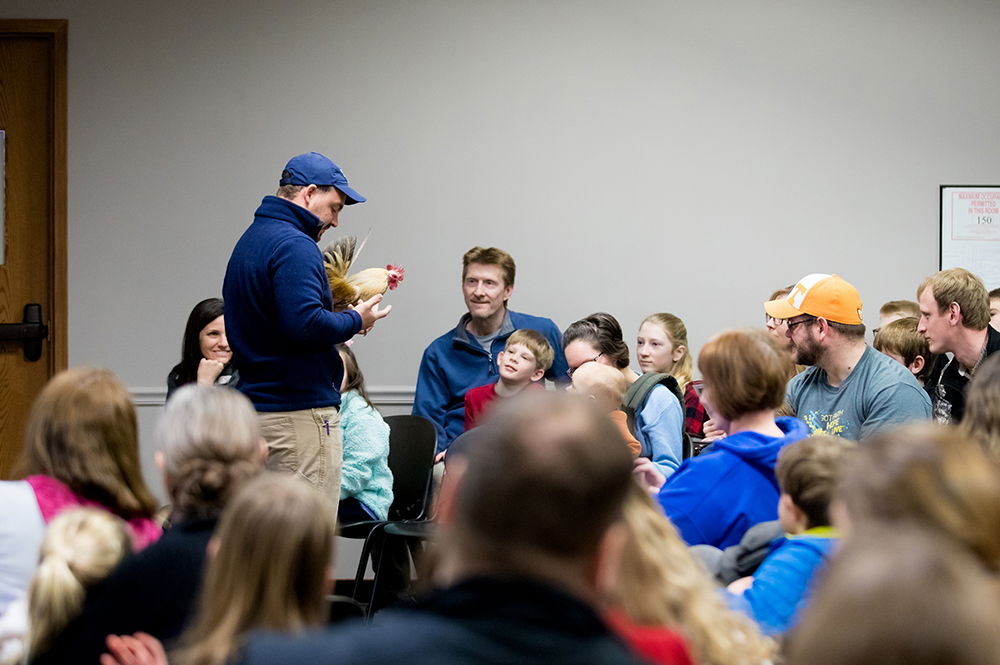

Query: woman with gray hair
[32,385,265,665]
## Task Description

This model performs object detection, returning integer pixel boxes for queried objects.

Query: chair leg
[351,524,384,605]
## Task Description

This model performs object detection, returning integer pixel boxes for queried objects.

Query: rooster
[323,234,405,311]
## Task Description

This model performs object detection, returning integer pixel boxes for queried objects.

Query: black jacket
[239,576,646,665]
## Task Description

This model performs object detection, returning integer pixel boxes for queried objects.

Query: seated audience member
[413,246,567,450]
[0,509,131,664]
[565,312,685,476]
[336,344,393,523]
[876,299,920,331]
[166,298,239,399]
[835,423,1000,571]
[634,329,809,549]
[764,285,796,352]
[606,484,774,665]
[236,392,645,665]
[873,317,938,385]
[32,385,264,665]
[765,273,930,440]
[917,268,1000,424]
[637,313,708,438]
[726,435,856,636]
[959,353,1000,463]
[102,473,336,665]
[990,287,1000,331]
[783,528,1000,665]
[463,329,553,430]
[571,362,642,456]
[0,368,159,617]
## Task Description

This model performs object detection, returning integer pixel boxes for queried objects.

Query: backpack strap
[621,373,693,460]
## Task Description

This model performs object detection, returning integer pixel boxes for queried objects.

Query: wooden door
[0,20,67,478]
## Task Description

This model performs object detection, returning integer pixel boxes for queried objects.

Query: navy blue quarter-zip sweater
[223,196,362,411]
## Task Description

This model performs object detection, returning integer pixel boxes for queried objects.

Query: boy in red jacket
[464,329,553,430]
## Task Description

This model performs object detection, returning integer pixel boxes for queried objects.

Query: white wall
[5,0,1000,499]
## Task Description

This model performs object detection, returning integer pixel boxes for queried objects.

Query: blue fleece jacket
[413,310,568,450]
[657,416,809,548]
[222,196,362,412]
[727,528,837,636]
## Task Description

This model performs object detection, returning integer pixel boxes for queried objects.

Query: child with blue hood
[634,328,809,548]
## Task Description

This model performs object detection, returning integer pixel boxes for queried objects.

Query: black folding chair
[341,414,437,614]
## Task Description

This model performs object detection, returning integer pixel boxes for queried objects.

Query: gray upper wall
[5,0,1000,392]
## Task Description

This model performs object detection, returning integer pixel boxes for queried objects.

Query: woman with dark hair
[563,312,685,476]
[166,298,239,399]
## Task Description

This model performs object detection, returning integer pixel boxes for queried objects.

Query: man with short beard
[765,274,930,441]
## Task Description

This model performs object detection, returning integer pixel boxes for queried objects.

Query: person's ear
[948,301,962,325]
[672,344,687,364]
[502,283,514,304]
[589,521,627,595]
[435,458,468,526]
[909,355,926,375]
[154,451,165,470]
[258,439,268,465]
[530,367,545,382]
[497,351,505,366]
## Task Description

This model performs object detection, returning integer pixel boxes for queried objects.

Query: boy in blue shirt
[726,434,856,636]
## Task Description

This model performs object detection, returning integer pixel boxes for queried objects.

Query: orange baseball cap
[764,274,863,325]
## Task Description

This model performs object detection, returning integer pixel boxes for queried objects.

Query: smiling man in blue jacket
[223,152,391,503]
[413,246,568,451]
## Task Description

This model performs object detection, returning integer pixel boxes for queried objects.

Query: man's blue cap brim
[336,184,366,205]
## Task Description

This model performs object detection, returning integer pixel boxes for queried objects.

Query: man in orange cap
[764,274,930,441]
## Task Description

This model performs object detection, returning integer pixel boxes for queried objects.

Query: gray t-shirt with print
[787,345,931,442]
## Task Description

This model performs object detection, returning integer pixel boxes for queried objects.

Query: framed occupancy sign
[940,185,1000,288]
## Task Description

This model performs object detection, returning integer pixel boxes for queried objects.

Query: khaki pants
[259,406,342,505]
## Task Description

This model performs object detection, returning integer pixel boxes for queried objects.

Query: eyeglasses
[785,316,817,332]
[765,314,780,324]
[567,353,603,378]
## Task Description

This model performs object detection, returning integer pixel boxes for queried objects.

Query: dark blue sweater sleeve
[270,236,362,346]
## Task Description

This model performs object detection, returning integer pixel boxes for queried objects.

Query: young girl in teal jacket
[337,344,393,522]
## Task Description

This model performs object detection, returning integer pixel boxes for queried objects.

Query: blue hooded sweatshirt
[223,196,362,412]
[657,416,809,548]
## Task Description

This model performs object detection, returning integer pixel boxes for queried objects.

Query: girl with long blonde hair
[171,472,336,665]
[607,484,775,665]
[637,313,708,438]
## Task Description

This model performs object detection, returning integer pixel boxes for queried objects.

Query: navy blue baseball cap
[279,152,366,204]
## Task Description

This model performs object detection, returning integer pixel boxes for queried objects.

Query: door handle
[0,303,48,361]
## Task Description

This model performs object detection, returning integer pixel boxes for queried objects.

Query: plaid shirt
[683,382,708,438]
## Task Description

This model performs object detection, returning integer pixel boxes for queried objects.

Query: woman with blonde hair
[637,313,708,438]
[32,385,265,665]
[171,473,335,665]
[0,368,159,617]
[959,353,1000,463]
[606,484,774,665]
[836,422,1000,571]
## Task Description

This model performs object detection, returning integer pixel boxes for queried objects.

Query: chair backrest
[383,414,438,521]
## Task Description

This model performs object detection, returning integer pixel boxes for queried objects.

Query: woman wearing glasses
[563,312,685,477]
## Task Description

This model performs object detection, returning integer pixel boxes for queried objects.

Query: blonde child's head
[497,329,553,386]
[28,508,132,656]
[637,313,694,390]
[570,362,627,413]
